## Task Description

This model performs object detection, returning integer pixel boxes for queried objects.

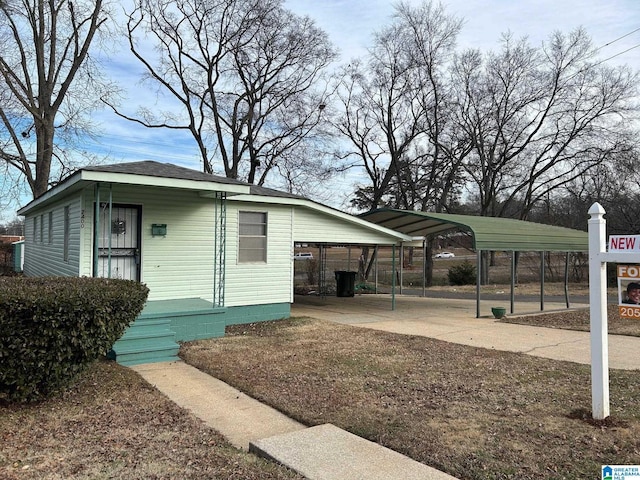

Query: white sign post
[588,203,640,420]
[588,203,610,420]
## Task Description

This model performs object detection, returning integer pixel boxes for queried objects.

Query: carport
[360,209,589,317]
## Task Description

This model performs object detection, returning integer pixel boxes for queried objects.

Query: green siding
[224,303,291,326]
[80,185,219,301]
[23,195,82,277]
[12,242,23,272]
[110,300,291,365]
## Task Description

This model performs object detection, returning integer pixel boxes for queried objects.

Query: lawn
[0,360,303,480]
[2,305,639,480]
[503,304,640,337]
[181,315,640,480]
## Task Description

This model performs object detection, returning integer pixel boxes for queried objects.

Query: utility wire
[592,27,640,55]
[591,43,640,68]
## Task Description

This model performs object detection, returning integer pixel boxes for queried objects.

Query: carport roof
[360,209,588,252]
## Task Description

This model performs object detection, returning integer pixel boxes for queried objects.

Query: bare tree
[549,148,640,234]
[333,1,465,285]
[335,36,427,209]
[393,1,468,213]
[453,28,640,219]
[334,1,466,212]
[114,0,337,187]
[0,0,112,198]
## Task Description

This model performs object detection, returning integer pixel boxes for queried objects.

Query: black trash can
[334,271,356,297]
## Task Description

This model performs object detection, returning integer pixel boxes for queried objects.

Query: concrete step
[110,318,180,366]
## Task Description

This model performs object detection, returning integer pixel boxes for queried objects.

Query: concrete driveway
[292,294,640,370]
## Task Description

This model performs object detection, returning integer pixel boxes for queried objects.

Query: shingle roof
[83,161,308,201]
[83,160,248,187]
[248,184,308,201]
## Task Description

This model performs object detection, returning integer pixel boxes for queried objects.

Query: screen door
[96,205,141,281]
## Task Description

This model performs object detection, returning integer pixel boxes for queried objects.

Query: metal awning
[360,209,588,252]
[360,209,589,317]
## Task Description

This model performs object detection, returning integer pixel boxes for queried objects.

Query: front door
[96,204,141,281]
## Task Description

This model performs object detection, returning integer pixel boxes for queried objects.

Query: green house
[17,161,410,365]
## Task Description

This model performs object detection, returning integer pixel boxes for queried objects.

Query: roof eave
[17,173,84,216]
[80,170,251,195]
[17,169,252,215]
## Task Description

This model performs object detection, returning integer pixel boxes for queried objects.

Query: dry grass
[3,293,637,480]
[181,317,640,480]
[503,304,640,337]
[0,360,302,480]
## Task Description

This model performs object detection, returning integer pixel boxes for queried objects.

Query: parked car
[435,252,455,259]
[294,252,314,260]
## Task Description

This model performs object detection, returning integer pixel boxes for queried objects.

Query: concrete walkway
[131,361,306,449]
[132,361,457,480]
[131,293,640,480]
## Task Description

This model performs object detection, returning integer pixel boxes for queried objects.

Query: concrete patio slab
[250,423,458,480]
[292,294,640,370]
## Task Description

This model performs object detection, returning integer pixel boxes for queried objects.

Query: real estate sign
[609,236,640,319]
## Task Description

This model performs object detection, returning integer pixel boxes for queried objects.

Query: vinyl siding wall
[225,201,294,307]
[292,206,402,245]
[80,185,217,302]
[23,195,82,277]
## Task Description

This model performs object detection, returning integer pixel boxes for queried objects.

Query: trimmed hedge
[0,277,149,402]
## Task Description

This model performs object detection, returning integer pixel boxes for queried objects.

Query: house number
[81,210,85,228]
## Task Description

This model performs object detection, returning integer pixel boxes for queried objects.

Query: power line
[593,43,640,67]
[592,27,640,55]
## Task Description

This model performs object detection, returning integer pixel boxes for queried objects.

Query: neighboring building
[0,235,24,245]
[17,161,411,365]
[0,236,24,273]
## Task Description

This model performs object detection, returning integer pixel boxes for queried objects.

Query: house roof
[360,209,589,252]
[19,161,317,216]
[18,161,254,215]
[83,161,248,187]
[17,161,412,244]
[84,161,310,201]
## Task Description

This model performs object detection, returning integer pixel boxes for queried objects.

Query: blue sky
[2,0,639,221]
[285,0,640,64]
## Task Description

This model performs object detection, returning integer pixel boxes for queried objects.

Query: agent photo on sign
[623,282,640,304]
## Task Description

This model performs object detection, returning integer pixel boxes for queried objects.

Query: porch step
[109,317,180,366]
[112,343,180,366]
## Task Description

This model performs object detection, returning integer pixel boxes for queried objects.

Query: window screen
[238,211,267,263]
[63,206,70,262]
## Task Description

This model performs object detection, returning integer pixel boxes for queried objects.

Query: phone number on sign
[619,305,640,319]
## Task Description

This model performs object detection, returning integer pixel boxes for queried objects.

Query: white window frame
[238,211,267,263]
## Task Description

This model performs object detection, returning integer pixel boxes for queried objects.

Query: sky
[2,0,640,221]
[284,0,640,65]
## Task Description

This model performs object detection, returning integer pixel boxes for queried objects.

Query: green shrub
[355,282,376,293]
[447,261,477,286]
[0,277,149,402]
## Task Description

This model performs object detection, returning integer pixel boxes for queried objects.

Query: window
[33,217,37,243]
[238,211,267,263]
[48,211,53,244]
[63,206,70,262]
[39,214,43,243]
